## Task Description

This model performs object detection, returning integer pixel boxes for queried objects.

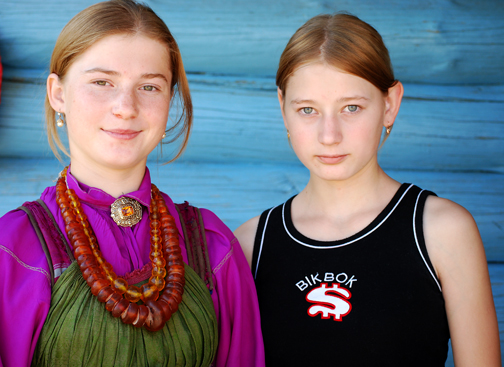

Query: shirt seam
[0,243,51,283]
[212,244,234,275]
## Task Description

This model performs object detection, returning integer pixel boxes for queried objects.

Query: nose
[112,88,139,120]
[318,114,343,145]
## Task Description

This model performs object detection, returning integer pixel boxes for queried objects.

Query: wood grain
[1,0,503,83]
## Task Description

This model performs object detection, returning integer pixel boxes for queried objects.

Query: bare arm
[424,196,501,366]
[234,215,260,269]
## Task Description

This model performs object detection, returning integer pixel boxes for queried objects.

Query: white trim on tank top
[281,184,414,249]
[413,189,442,292]
[256,184,441,291]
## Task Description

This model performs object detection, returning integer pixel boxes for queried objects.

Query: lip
[102,129,141,140]
[316,154,348,164]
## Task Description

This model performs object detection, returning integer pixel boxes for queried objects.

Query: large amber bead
[91,279,110,296]
[149,275,165,291]
[121,303,139,324]
[74,245,93,257]
[165,296,180,314]
[152,266,167,279]
[125,285,142,303]
[152,256,166,268]
[167,264,184,275]
[166,273,185,286]
[96,285,114,303]
[79,257,98,272]
[111,298,129,318]
[82,266,103,280]
[157,298,173,320]
[140,282,159,302]
[132,305,149,328]
[149,251,162,261]
[105,292,122,311]
[86,271,107,286]
[113,277,128,294]
[164,246,182,256]
[144,300,166,332]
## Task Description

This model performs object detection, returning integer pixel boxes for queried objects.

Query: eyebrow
[290,96,369,105]
[83,68,169,83]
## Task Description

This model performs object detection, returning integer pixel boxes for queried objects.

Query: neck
[296,164,399,219]
[69,161,147,198]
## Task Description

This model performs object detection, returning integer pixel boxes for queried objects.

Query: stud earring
[56,112,65,127]
[161,132,166,139]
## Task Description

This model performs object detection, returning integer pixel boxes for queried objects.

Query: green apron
[32,262,218,367]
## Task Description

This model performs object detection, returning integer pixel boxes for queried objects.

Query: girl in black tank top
[235,13,500,366]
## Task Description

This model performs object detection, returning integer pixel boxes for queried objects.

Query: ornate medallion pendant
[110,197,143,227]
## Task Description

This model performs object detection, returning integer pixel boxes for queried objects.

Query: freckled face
[280,63,388,182]
[56,34,172,173]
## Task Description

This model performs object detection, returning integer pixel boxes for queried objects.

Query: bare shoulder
[423,195,484,276]
[234,215,261,269]
[423,196,500,365]
[423,196,482,259]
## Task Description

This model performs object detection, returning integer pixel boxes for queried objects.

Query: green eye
[302,107,314,114]
[143,85,155,91]
[347,105,358,112]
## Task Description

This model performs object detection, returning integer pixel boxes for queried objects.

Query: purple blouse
[0,168,265,367]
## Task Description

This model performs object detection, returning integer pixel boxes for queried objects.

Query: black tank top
[252,183,449,366]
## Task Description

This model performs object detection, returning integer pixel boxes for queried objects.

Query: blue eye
[347,105,358,112]
[302,107,314,114]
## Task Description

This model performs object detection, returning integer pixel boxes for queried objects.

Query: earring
[385,125,391,135]
[161,132,166,139]
[56,112,65,127]
[287,130,290,139]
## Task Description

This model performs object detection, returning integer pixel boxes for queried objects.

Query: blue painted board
[1,0,503,83]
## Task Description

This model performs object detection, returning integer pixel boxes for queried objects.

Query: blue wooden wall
[1,1,503,364]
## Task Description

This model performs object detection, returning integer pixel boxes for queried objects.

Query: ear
[277,87,288,129]
[47,73,66,112]
[383,81,404,129]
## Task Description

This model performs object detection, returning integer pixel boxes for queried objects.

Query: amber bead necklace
[55,167,185,331]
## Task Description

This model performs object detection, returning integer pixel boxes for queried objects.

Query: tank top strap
[410,186,441,291]
[251,202,285,280]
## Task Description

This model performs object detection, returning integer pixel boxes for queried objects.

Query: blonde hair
[46,0,192,162]
[277,13,397,95]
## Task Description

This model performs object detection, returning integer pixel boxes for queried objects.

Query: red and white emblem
[305,283,352,321]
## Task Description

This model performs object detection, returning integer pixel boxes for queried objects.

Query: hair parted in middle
[276,13,397,96]
[46,0,192,163]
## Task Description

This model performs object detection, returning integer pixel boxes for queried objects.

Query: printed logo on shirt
[305,283,352,321]
[294,271,356,321]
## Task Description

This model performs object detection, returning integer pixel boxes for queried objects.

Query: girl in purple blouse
[0,1,264,366]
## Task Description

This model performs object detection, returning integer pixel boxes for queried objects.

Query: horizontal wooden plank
[1,73,503,172]
[0,158,502,261]
[0,0,503,84]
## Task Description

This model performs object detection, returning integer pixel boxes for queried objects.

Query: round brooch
[110,197,143,227]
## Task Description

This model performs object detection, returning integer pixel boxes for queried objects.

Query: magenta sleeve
[0,210,52,367]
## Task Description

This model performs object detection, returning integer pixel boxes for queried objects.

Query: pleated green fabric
[32,262,218,367]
